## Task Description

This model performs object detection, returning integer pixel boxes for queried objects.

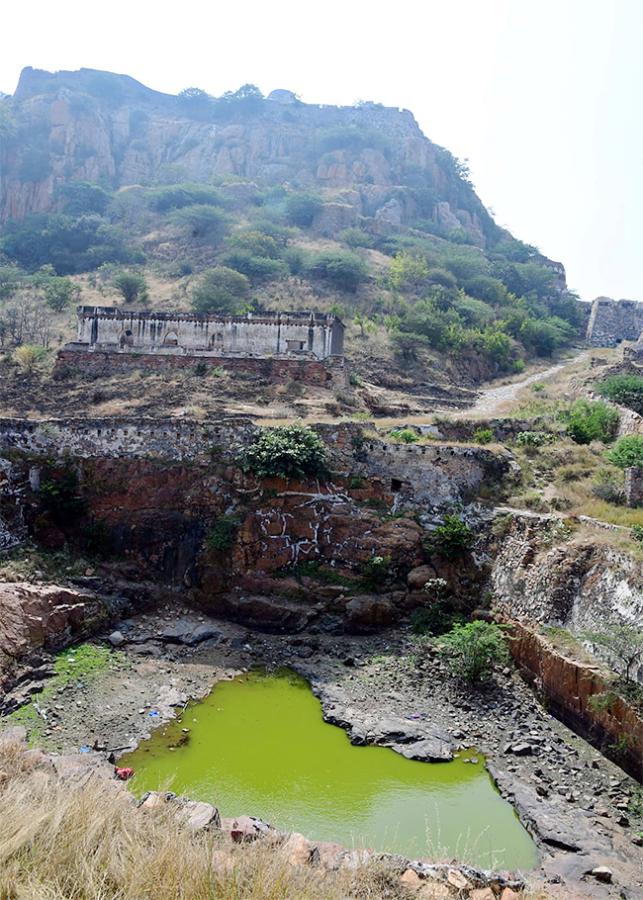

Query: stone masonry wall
[55,349,347,388]
[586,297,643,346]
[625,467,643,507]
[0,417,515,512]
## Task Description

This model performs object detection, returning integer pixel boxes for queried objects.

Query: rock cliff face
[491,512,643,646]
[0,67,495,243]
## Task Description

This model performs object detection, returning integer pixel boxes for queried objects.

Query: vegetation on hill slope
[0,72,585,416]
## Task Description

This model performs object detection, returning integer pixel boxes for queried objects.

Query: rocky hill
[2,66,495,241]
[0,68,585,420]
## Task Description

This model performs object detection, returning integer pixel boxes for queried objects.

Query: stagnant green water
[122,670,537,869]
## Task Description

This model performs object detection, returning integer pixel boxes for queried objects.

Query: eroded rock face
[0,67,495,248]
[491,511,643,637]
[0,581,124,676]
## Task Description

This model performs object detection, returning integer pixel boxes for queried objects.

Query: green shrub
[12,345,47,372]
[306,250,368,293]
[112,271,148,304]
[227,230,281,258]
[631,525,643,546]
[438,620,509,683]
[515,430,554,449]
[596,375,643,415]
[43,276,79,311]
[243,425,327,479]
[171,204,229,243]
[147,183,223,212]
[191,266,250,314]
[605,435,643,469]
[1,213,139,274]
[338,228,375,249]
[361,555,390,586]
[473,428,494,444]
[220,250,287,283]
[389,428,418,444]
[285,192,322,227]
[387,252,429,292]
[39,468,86,525]
[563,399,619,445]
[424,515,474,559]
[590,468,625,504]
[206,515,240,551]
[58,181,112,216]
[583,623,643,682]
[411,600,462,636]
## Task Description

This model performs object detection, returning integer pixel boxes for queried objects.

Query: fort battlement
[586,296,643,347]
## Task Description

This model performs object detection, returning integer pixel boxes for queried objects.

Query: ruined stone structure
[58,307,346,386]
[69,306,344,359]
[586,296,643,347]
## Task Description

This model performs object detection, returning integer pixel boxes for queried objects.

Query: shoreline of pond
[2,604,641,893]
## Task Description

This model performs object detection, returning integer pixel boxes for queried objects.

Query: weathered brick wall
[55,349,347,388]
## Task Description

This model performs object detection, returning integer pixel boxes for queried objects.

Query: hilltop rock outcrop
[0,67,495,246]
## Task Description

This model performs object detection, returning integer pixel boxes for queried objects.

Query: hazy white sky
[2,0,642,302]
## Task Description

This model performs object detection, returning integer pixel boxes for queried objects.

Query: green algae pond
[121,670,537,869]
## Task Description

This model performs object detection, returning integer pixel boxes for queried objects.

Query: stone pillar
[624,467,643,507]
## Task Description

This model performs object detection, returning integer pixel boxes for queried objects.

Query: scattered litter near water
[79,745,91,753]
[115,767,134,781]
[148,710,160,718]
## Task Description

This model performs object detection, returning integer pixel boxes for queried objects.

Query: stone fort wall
[0,417,513,510]
[55,348,347,387]
[586,297,643,347]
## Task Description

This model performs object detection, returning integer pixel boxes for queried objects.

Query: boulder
[589,866,613,883]
[180,799,221,831]
[185,624,221,645]
[157,620,222,645]
[312,202,357,237]
[394,737,453,762]
[344,595,396,632]
[108,630,125,647]
[222,814,274,843]
[400,868,422,889]
[471,890,495,900]
[282,832,316,866]
[407,565,434,592]
[220,594,318,633]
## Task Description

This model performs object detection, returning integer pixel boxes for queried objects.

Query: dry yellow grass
[0,736,556,900]
[0,737,411,900]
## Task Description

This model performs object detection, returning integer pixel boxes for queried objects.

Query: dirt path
[463,350,589,418]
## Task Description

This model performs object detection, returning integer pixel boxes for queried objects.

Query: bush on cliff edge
[243,425,328,479]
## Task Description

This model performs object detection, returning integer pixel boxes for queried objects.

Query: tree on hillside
[172,205,229,243]
[285,192,323,227]
[43,276,80,312]
[191,266,250,314]
[112,271,148,304]
[583,624,643,683]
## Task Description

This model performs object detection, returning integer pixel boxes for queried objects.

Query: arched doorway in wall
[163,331,179,347]
[119,329,134,348]
[209,332,224,350]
